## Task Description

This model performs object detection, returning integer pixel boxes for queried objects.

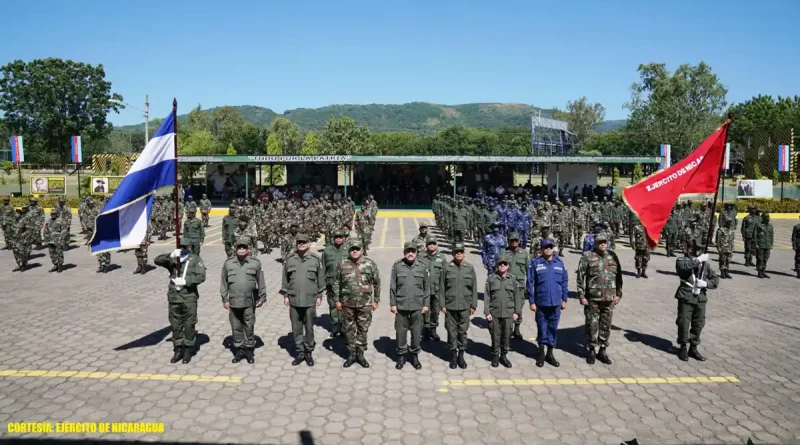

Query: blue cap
[540,238,555,248]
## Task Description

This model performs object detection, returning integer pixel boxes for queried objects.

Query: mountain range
[116,102,626,134]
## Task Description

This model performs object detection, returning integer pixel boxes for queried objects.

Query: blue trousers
[519,230,529,248]
[535,305,561,347]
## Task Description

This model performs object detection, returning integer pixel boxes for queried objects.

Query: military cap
[348,239,363,249]
[30,197,37,202]
[419,222,428,229]
[333,230,348,237]
[425,236,438,244]
[295,233,310,243]
[238,215,249,222]
[762,212,770,217]
[403,241,417,251]
[507,231,520,241]
[496,254,511,265]
[229,203,237,208]
[595,232,610,244]
[290,223,299,228]
[540,238,555,249]
[235,237,251,248]
[451,242,466,252]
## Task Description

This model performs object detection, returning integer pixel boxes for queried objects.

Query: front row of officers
[154,228,719,368]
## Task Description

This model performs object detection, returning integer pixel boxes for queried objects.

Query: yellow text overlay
[7,422,165,434]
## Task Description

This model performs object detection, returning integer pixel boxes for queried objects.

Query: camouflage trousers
[676,300,706,346]
[743,238,756,261]
[343,305,372,352]
[326,285,343,326]
[718,251,732,270]
[200,212,210,227]
[135,245,148,266]
[634,250,650,269]
[12,241,31,266]
[573,228,584,249]
[1,225,11,245]
[756,248,771,271]
[48,244,64,266]
[224,242,234,258]
[97,253,111,267]
[663,231,678,255]
[584,300,614,349]
[553,231,564,253]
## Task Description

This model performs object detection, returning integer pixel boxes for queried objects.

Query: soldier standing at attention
[793,216,800,279]
[199,194,212,228]
[715,203,736,279]
[421,236,445,341]
[633,220,650,279]
[133,223,153,275]
[441,242,478,370]
[741,207,758,267]
[321,229,350,338]
[754,212,774,279]
[663,208,679,257]
[675,238,718,361]
[484,254,523,368]
[390,242,430,370]
[233,215,258,258]
[11,208,32,272]
[222,204,238,258]
[504,231,530,340]
[221,238,267,364]
[28,197,45,250]
[576,233,623,365]
[154,237,207,364]
[44,210,68,273]
[183,210,205,255]
[1,196,14,249]
[411,223,429,253]
[333,239,381,369]
[527,238,568,368]
[280,234,325,367]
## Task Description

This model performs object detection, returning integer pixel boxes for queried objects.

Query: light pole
[111,94,150,145]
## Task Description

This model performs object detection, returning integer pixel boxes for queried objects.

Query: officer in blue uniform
[518,202,532,249]
[526,238,568,367]
[481,223,506,272]
[582,222,603,254]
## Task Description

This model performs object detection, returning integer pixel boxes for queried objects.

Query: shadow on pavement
[623,329,675,354]
[314,314,333,333]
[322,336,349,360]
[114,326,171,351]
[222,335,265,355]
[373,336,397,362]
[470,317,489,330]
[465,339,493,362]
[656,269,678,277]
[555,325,588,359]
[420,337,450,362]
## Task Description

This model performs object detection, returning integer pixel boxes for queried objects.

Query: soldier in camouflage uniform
[11,208,33,271]
[233,216,258,259]
[504,231,530,340]
[576,233,623,365]
[355,210,373,255]
[183,210,205,255]
[44,210,69,273]
[572,200,585,250]
[411,223,429,253]
[87,198,112,273]
[1,196,14,249]
[28,197,45,249]
[715,203,736,279]
[77,195,90,235]
[199,194,212,228]
[222,204,239,258]
[633,220,650,278]
[134,223,153,275]
[333,239,381,368]
[321,229,350,337]
[281,223,300,262]
[663,208,680,257]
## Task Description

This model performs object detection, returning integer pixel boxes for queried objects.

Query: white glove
[170,249,182,259]
[172,278,186,286]
[697,253,709,263]
[695,279,707,288]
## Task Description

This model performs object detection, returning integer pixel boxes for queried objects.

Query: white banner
[736,179,773,198]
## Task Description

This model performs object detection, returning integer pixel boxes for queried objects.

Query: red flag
[623,121,730,247]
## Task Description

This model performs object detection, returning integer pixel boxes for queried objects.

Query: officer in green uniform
[154,237,207,364]
[280,233,325,366]
[321,229,350,337]
[183,210,205,255]
[484,254,523,368]
[421,236,444,341]
[754,212,774,278]
[741,207,759,267]
[441,242,478,370]
[390,242,430,370]
[221,238,267,364]
[674,238,719,361]
[504,230,529,339]
[222,204,239,258]
[793,216,800,279]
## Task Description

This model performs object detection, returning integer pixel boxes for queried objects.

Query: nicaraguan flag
[90,112,176,254]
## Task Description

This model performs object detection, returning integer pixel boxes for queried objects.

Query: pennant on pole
[10,136,24,163]
[71,136,83,163]
[778,145,790,172]
[723,143,730,171]
[659,144,671,170]
[623,121,730,247]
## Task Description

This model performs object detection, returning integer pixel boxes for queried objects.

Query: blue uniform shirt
[526,255,569,306]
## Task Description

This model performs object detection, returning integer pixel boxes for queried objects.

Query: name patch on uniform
[535,264,547,271]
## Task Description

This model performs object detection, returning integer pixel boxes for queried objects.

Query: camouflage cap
[419,222,428,229]
[425,236,438,244]
[348,239,363,249]
[238,215,249,223]
[595,233,608,243]
[451,242,466,252]
[295,233,310,243]
[403,241,417,251]
[333,230,348,237]
[507,231,520,241]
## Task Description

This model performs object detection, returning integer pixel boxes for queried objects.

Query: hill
[116,102,624,134]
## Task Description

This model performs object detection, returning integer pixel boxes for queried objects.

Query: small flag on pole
[659,144,671,170]
[778,145,790,172]
[10,136,24,163]
[723,143,730,171]
[71,136,83,163]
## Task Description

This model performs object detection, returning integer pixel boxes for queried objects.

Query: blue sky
[1,0,797,126]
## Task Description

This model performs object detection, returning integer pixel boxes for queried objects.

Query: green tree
[0,58,123,164]
[611,167,620,186]
[210,106,248,150]
[553,97,606,146]
[371,132,422,155]
[270,117,301,155]
[772,169,781,183]
[319,116,373,155]
[752,163,762,180]
[623,62,728,157]
[185,104,213,133]
[632,163,644,183]
[582,130,626,155]
[265,133,285,183]
[301,132,320,155]
[266,133,282,156]
[226,142,237,155]
[178,129,217,181]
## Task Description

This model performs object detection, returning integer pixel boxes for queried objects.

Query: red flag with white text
[622,121,730,247]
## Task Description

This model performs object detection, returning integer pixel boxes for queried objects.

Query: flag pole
[703,114,733,252]
[173,98,180,269]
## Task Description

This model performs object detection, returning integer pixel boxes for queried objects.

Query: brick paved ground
[1,214,799,445]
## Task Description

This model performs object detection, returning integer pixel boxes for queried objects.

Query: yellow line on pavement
[437,375,739,392]
[379,218,389,248]
[399,218,405,248]
[0,369,242,384]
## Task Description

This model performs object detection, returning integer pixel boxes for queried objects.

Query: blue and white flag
[90,112,176,254]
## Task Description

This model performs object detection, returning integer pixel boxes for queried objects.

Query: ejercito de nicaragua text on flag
[623,120,730,248]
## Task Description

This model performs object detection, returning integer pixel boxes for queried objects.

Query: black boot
[491,354,499,368]
[586,348,596,365]
[292,352,306,366]
[757,269,764,279]
[49,265,58,273]
[56,264,63,273]
[596,347,612,365]
[170,347,183,364]
[763,271,770,279]
[232,348,246,364]
[305,352,314,367]
[499,352,512,368]
[429,329,441,342]
[688,346,706,361]
[678,344,689,361]
[636,269,641,278]
[356,350,370,368]
[449,351,458,369]
[245,348,255,364]
[395,355,406,370]
[140,264,148,275]
[410,354,422,370]
[96,266,103,273]
[457,350,467,369]
[181,346,192,364]
[343,352,356,368]
[101,265,108,274]
[535,346,545,368]
[133,265,142,274]
[641,269,648,279]
[545,346,560,367]
[512,324,522,340]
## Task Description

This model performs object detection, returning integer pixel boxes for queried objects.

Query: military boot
[140,264,148,275]
[410,354,422,370]
[170,347,183,364]
[757,270,764,279]
[421,328,430,341]
[49,265,58,273]
[245,348,255,364]
[305,352,314,367]
[499,352,512,368]
[232,348,246,364]
[96,266,103,273]
[449,351,458,369]
[429,329,441,342]
[101,265,108,274]
[636,269,641,278]
[292,352,306,366]
[457,350,467,369]
[356,350,370,368]
[678,344,689,361]
[181,347,192,364]
[343,352,357,368]
[512,324,522,340]
[133,265,142,274]
[545,346,560,367]
[796,269,800,279]
[596,347,612,365]
[491,354,500,368]
[762,271,770,279]
[535,346,546,368]
[586,347,596,365]
[56,264,63,273]
[688,346,706,361]
[395,355,406,370]
[641,269,648,279]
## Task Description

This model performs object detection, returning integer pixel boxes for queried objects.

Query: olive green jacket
[220,256,267,308]
[280,251,325,307]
